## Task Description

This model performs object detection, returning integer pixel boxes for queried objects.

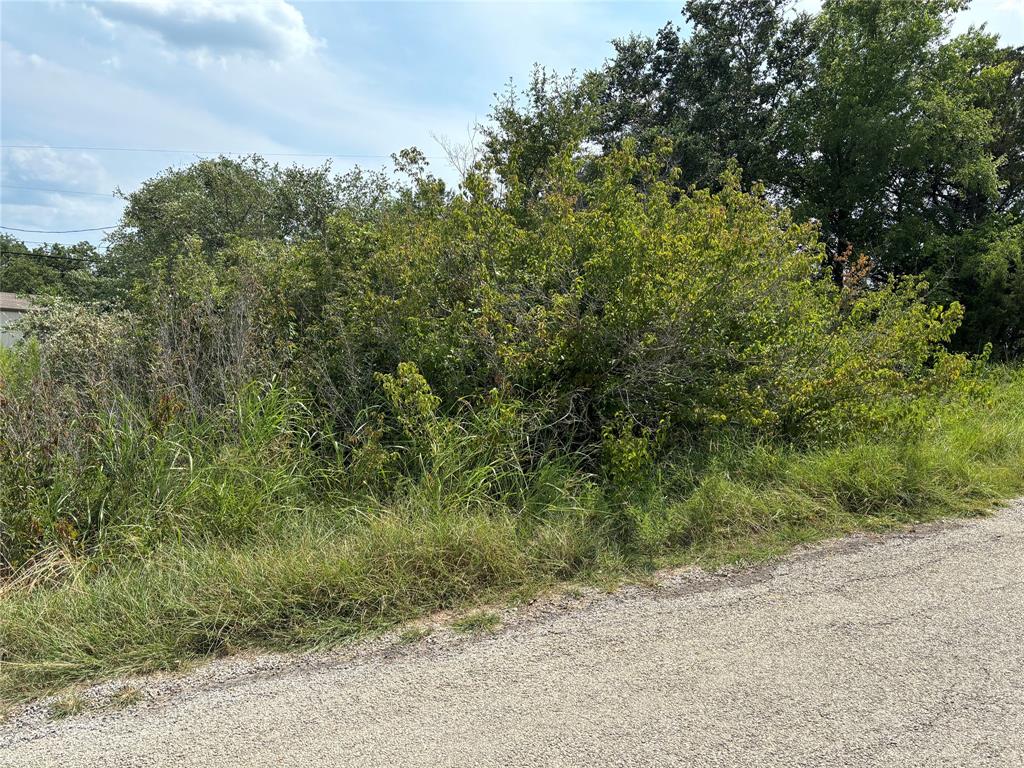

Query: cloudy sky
[1,0,1022,248]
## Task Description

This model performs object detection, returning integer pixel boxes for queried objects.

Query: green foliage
[104,155,369,292]
[2,11,1021,701]
[2,137,981,568]
[789,0,1005,276]
[990,46,1023,219]
[2,367,1021,701]
[7,3,1022,356]
[598,0,815,190]
[484,68,605,204]
[578,0,1023,353]
[0,377,322,566]
[601,413,664,493]
[452,611,501,634]
[311,144,972,442]
[0,235,113,302]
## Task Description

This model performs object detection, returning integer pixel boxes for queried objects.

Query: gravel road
[3,501,1023,767]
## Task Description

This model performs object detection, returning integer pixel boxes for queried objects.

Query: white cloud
[1,145,109,192]
[0,43,300,156]
[0,142,121,241]
[90,0,321,62]
[193,52,476,167]
[0,42,303,243]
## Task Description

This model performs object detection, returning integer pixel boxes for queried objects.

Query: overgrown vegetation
[2,367,1021,701]
[2,0,1023,704]
[498,0,1024,355]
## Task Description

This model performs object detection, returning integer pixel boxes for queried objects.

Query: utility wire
[1,225,115,234]
[1,249,106,262]
[1,184,118,198]
[0,144,440,160]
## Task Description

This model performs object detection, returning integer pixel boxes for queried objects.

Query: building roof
[0,292,33,312]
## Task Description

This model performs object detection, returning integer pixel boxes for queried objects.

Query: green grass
[1,368,1022,706]
[397,626,433,644]
[110,686,142,709]
[452,611,502,634]
[48,693,86,720]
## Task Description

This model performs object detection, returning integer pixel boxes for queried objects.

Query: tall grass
[2,367,1021,703]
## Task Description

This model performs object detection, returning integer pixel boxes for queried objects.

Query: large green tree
[105,155,352,290]
[582,0,1021,354]
[598,0,815,190]
[990,46,1024,218]
[924,43,1023,355]
[787,0,1007,282]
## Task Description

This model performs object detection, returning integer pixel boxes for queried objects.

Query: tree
[105,155,348,290]
[0,234,111,302]
[483,68,604,210]
[786,0,1007,286]
[990,46,1023,218]
[926,44,1024,355]
[598,0,815,190]
[592,0,1019,353]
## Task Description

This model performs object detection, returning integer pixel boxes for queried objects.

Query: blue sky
[1,1,1022,248]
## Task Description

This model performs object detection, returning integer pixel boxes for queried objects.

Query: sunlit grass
[2,367,1021,705]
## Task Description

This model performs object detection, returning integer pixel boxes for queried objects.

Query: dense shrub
[281,143,974,440]
[3,140,1023,701]
[0,142,982,569]
[3,367,1021,699]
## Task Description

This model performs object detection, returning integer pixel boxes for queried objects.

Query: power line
[1,225,115,234]
[1,249,106,262]
[1,184,118,198]
[0,144,439,160]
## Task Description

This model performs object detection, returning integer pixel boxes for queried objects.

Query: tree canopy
[490,0,1022,355]
[0,235,111,303]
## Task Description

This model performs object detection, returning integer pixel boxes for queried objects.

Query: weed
[1,368,1021,704]
[49,694,86,720]
[110,687,142,709]
[397,626,433,645]
[452,612,502,634]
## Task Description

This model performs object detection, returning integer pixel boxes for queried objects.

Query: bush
[2,368,1021,699]
[0,143,981,568]
[296,144,973,445]
[2,142,1015,700]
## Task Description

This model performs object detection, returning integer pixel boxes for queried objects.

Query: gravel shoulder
[3,500,1023,767]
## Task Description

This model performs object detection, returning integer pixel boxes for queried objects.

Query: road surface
[3,501,1023,767]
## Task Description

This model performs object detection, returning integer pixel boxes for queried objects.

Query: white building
[0,292,32,349]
